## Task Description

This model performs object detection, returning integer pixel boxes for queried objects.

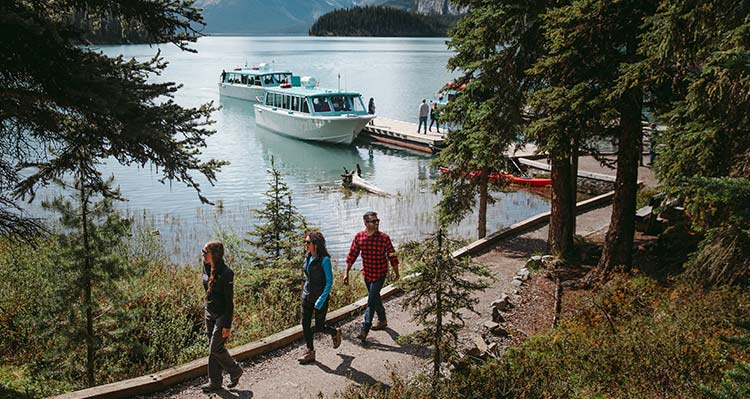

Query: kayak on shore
[438,166,552,187]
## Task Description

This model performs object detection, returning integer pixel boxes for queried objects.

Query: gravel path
[148,155,633,399]
[149,203,614,399]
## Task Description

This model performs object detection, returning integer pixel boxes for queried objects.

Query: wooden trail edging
[53,190,615,399]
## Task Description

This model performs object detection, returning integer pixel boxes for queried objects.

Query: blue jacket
[302,254,333,309]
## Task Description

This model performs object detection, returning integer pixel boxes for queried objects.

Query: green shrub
[340,275,750,399]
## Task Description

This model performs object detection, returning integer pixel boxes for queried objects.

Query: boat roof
[264,86,363,97]
[226,68,293,76]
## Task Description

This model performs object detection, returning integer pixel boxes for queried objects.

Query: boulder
[491,294,512,311]
[491,306,505,323]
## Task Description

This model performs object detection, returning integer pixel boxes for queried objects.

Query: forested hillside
[69,10,149,45]
[309,6,457,37]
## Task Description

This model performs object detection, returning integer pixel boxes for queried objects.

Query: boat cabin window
[263,75,273,86]
[302,97,310,113]
[254,76,261,86]
[274,93,282,108]
[329,95,351,112]
[291,96,299,111]
[274,73,291,84]
[350,96,366,112]
[312,97,331,113]
[282,95,290,110]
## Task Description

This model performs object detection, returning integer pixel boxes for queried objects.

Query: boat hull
[218,83,265,102]
[254,105,375,145]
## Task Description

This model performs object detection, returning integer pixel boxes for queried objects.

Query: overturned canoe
[438,166,552,187]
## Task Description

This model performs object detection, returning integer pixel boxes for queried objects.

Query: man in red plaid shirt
[344,211,400,343]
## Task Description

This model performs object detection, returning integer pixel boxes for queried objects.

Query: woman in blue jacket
[298,231,342,364]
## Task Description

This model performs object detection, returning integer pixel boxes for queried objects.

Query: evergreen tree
[639,0,750,286]
[436,0,546,239]
[528,0,656,270]
[42,177,131,387]
[246,157,307,268]
[398,229,491,390]
[1,0,226,242]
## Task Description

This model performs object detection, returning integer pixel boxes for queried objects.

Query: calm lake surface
[44,37,551,265]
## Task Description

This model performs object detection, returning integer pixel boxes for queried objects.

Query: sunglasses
[304,240,312,244]
[201,249,208,255]
[366,219,380,224]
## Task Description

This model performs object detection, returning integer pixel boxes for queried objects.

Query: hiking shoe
[332,328,342,349]
[371,320,388,330]
[201,382,222,392]
[297,349,316,364]
[356,330,368,343]
[227,368,243,388]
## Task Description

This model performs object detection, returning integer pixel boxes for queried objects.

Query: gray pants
[206,311,242,385]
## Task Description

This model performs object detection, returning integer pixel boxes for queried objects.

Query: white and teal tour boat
[218,63,299,101]
[253,77,375,145]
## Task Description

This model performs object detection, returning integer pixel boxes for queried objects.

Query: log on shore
[342,168,391,197]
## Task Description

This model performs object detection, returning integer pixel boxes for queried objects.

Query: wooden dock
[362,117,446,154]
[361,117,544,157]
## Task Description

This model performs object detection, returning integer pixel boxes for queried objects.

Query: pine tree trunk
[548,153,575,259]
[80,181,95,387]
[433,231,443,390]
[598,88,643,274]
[477,173,488,239]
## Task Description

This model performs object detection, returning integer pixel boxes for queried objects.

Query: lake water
[52,36,551,265]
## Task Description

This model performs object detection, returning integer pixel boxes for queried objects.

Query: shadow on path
[214,389,253,399]
[494,236,548,259]
[316,354,391,390]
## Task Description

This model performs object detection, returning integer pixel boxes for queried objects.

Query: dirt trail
[151,203,613,399]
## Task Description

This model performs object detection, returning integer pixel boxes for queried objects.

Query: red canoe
[439,167,552,187]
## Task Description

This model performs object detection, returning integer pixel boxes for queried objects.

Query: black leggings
[301,299,336,350]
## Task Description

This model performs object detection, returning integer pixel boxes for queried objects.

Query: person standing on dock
[429,102,440,133]
[298,231,342,364]
[418,99,429,134]
[344,211,400,344]
[201,241,243,392]
[368,97,376,125]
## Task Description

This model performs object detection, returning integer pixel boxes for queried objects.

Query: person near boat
[298,231,342,364]
[429,102,440,133]
[344,211,400,344]
[200,241,243,392]
[418,99,429,134]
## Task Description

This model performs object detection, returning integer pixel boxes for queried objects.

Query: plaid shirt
[346,230,399,282]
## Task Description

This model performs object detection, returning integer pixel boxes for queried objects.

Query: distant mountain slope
[309,6,455,37]
[194,0,463,35]
[195,0,358,35]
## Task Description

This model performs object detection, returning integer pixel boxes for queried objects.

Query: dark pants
[301,298,336,350]
[429,118,439,132]
[418,117,428,134]
[205,312,242,385]
[362,276,386,333]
